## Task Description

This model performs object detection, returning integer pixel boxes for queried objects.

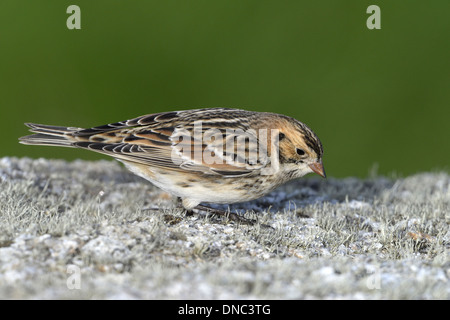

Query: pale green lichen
[0,157,448,299]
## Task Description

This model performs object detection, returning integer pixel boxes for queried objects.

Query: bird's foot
[143,203,272,229]
[191,204,273,229]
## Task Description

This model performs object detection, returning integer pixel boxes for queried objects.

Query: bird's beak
[309,161,326,178]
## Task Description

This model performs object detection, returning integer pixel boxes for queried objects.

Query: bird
[19,108,325,223]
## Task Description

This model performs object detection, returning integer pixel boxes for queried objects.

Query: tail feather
[19,123,83,147]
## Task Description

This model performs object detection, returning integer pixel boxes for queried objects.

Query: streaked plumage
[19,108,325,211]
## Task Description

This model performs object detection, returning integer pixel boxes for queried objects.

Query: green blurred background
[1,0,449,178]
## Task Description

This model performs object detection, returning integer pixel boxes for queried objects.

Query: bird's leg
[175,197,254,224]
[189,204,273,229]
[145,198,272,228]
[191,204,258,226]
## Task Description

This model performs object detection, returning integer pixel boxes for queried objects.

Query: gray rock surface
[0,157,448,299]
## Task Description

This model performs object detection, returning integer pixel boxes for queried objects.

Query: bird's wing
[70,110,271,177]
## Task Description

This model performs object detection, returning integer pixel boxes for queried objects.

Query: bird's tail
[19,123,83,147]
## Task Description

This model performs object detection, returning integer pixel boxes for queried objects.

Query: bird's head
[274,116,326,179]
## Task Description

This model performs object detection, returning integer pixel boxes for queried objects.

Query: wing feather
[68,109,271,177]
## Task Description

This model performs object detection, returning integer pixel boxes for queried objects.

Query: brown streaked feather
[19,108,326,209]
[19,108,323,178]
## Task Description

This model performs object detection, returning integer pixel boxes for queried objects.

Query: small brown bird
[19,108,325,220]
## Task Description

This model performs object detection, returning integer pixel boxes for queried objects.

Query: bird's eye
[278,132,285,141]
[296,148,305,156]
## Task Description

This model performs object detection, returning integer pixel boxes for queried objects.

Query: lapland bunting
[20,108,325,215]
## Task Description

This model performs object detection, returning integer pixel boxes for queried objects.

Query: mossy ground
[0,157,448,299]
